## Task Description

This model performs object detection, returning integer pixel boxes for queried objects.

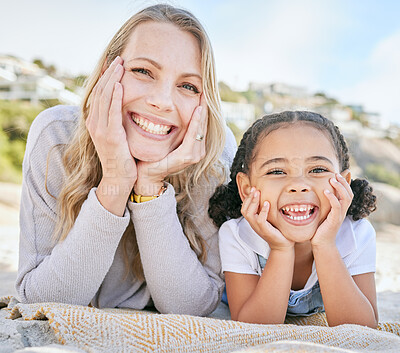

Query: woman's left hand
[134,95,208,195]
[311,174,353,248]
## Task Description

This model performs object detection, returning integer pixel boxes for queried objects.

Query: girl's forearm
[236,248,294,324]
[313,245,377,328]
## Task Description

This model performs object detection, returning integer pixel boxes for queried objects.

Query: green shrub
[365,163,400,188]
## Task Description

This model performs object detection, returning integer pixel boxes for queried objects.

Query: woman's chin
[131,148,169,163]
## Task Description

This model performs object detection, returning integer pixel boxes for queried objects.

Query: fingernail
[197,106,203,114]
[113,56,120,63]
[325,189,330,194]
[331,178,337,183]
[250,187,255,193]
[263,201,268,207]
[115,64,122,72]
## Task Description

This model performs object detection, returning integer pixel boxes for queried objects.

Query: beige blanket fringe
[1,296,399,353]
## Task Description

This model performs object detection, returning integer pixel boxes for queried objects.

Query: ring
[195,133,204,141]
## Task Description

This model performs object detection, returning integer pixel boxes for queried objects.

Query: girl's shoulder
[336,217,376,259]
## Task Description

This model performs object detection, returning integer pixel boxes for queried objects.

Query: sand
[0,182,399,321]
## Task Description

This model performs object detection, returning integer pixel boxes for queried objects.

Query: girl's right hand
[86,56,137,193]
[241,188,294,251]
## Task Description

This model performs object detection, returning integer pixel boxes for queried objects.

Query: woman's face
[119,21,202,162]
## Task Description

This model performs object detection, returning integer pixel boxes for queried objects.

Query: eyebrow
[259,156,334,169]
[126,57,202,80]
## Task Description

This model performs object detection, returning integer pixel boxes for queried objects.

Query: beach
[0,182,399,321]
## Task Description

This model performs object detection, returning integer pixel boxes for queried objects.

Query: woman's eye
[131,68,151,76]
[310,167,329,174]
[267,169,285,175]
[181,83,200,94]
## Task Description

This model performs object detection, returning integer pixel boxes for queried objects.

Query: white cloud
[338,31,400,125]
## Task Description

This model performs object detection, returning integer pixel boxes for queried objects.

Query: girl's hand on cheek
[241,189,294,251]
[135,94,207,189]
[86,56,137,190]
[312,174,353,248]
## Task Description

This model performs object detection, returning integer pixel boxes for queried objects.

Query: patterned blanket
[1,296,399,353]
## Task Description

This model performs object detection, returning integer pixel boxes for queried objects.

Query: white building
[221,101,255,131]
[0,55,81,105]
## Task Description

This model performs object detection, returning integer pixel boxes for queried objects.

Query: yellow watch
[131,184,167,203]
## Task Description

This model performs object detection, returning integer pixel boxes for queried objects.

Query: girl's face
[119,21,202,161]
[238,123,350,243]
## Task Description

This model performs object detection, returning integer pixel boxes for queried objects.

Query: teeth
[132,115,171,135]
[287,213,313,221]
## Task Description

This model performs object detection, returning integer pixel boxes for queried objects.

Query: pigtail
[208,124,257,227]
[347,178,377,220]
[208,181,242,227]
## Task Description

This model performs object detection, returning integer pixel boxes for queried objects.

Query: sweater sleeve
[127,125,237,316]
[128,184,223,316]
[16,106,130,304]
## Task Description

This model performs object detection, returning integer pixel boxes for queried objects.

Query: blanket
[1,296,399,353]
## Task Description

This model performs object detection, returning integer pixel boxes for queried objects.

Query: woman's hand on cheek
[135,95,208,193]
[241,189,294,251]
[86,56,137,193]
[311,174,353,248]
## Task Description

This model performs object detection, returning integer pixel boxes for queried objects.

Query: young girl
[209,111,378,327]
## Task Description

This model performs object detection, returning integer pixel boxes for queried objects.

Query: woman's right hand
[241,188,294,251]
[86,56,137,215]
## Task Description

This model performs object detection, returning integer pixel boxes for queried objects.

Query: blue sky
[1,0,399,124]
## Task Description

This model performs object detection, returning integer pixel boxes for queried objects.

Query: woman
[17,4,236,316]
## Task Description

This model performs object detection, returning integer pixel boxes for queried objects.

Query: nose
[287,177,310,193]
[145,81,174,112]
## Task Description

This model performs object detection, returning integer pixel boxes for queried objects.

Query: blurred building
[221,101,255,130]
[0,55,81,105]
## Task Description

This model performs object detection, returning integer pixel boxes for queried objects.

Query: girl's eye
[181,83,200,94]
[131,68,151,77]
[267,169,285,175]
[310,167,329,174]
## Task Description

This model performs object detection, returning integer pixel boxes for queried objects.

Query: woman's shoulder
[25,105,80,161]
[220,124,237,167]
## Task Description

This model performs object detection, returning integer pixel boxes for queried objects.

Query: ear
[236,172,252,202]
[340,169,351,184]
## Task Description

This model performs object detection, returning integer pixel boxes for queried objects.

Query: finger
[98,63,124,127]
[241,187,255,216]
[258,201,270,223]
[324,189,341,216]
[247,190,261,217]
[87,58,123,131]
[336,173,354,198]
[96,56,123,92]
[330,177,352,205]
[108,82,123,129]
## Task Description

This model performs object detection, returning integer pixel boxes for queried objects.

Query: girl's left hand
[311,174,353,248]
[134,95,208,195]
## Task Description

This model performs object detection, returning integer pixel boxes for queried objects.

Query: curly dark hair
[209,111,377,227]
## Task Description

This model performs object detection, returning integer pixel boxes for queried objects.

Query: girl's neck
[292,241,314,291]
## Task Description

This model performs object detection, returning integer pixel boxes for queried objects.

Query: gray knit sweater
[16,105,236,316]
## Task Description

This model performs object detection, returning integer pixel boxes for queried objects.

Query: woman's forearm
[129,184,223,316]
[313,245,378,328]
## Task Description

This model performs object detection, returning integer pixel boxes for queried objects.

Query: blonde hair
[53,4,226,279]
